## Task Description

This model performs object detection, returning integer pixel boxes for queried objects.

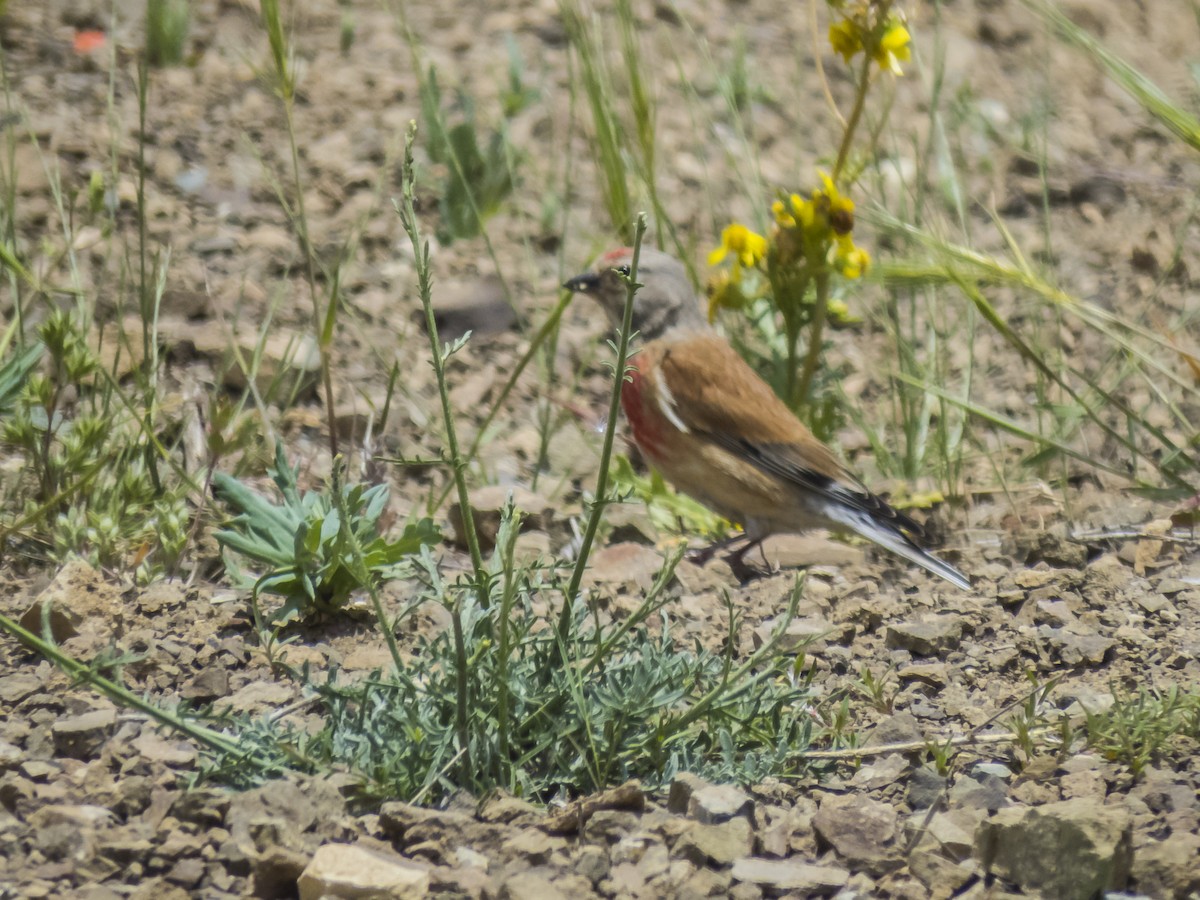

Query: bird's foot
[686,533,751,566]
[725,537,768,581]
[687,534,771,582]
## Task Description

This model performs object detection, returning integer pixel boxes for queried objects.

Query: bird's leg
[687,532,753,565]
[727,537,767,567]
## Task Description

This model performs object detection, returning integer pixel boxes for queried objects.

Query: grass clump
[0,312,189,578]
[1084,686,1200,777]
[193,518,815,801]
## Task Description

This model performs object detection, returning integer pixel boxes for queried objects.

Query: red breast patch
[620,362,668,461]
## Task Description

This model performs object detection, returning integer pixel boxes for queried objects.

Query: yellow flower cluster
[771,172,870,279]
[705,173,870,322]
[827,3,911,76]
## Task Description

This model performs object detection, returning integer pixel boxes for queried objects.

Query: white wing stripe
[655,367,692,434]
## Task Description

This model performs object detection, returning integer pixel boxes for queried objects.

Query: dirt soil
[2,0,1200,898]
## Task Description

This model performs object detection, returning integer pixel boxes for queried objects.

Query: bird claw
[686,535,769,581]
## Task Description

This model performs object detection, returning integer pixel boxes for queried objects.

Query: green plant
[0,313,189,575]
[211,443,439,624]
[852,663,898,714]
[609,455,730,539]
[146,0,190,66]
[187,540,815,800]
[1083,686,1200,777]
[417,64,520,243]
[0,339,41,417]
[704,1,910,429]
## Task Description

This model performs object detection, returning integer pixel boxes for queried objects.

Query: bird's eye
[614,264,631,276]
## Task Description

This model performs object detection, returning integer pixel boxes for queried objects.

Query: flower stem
[832,52,875,182]
[795,271,830,410]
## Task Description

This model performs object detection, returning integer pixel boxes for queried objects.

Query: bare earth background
[1,0,1199,898]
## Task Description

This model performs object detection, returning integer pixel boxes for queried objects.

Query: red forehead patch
[600,247,633,263]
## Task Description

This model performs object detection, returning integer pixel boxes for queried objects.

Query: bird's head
[564,247,706,341]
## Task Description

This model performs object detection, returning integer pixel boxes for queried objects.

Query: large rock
[975,798,1131,899]
[813,794,902,873]
[1132,833,1200,899]
[297,842,430,899]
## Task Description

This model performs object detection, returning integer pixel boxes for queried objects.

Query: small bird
[564,247,970,590]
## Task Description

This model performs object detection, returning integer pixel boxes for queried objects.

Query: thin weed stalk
[258,0,340,459]
[561,1,633,241]
[0,611,262,763]
[329,462,405,672]
[390,3,520,325]
[394,122,486,585]
[431,287,577,513]
[558,213,648,644]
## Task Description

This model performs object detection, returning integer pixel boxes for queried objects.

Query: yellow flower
[826,297,862,326]
[828,18,861,62]
[771,198,793,227]
[834,233,869,279]
[774,193,814,230]
[873,21,911,74]
[708,223,768,268]
[706,270,749,322]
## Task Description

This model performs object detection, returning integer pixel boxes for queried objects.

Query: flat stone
[674,818,753,866]
[131,733,197,767]
[886,618,963,656]
[477,793,540,826]
[759,533,864,569]
[849,754,908,791]
[501,829,565,864]
[668,774,753,824]
[975,798,1132,900]
[756,616,853,653]
[948,771,1009,811]
[19,559,124,643]
[908,767,948,811]
[731,857,849,894]
[924,810,978,860]
[29,804,116,829]
[222,680,294,713]
[0,673,43,704]
[865,711,925,747]
[181,668,230,701]
[1049,628,1116,666]
[909,842,977,897]
[448,485,556,553]
[52,708,117,760]
[0,741,22,771]
[298,842,430,899]
[429,276,516,341]
[897,662,949,687]
[164,857,205,887]
[585,542,667,594]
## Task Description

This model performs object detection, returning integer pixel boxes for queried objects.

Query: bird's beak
[563,272,599,293]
